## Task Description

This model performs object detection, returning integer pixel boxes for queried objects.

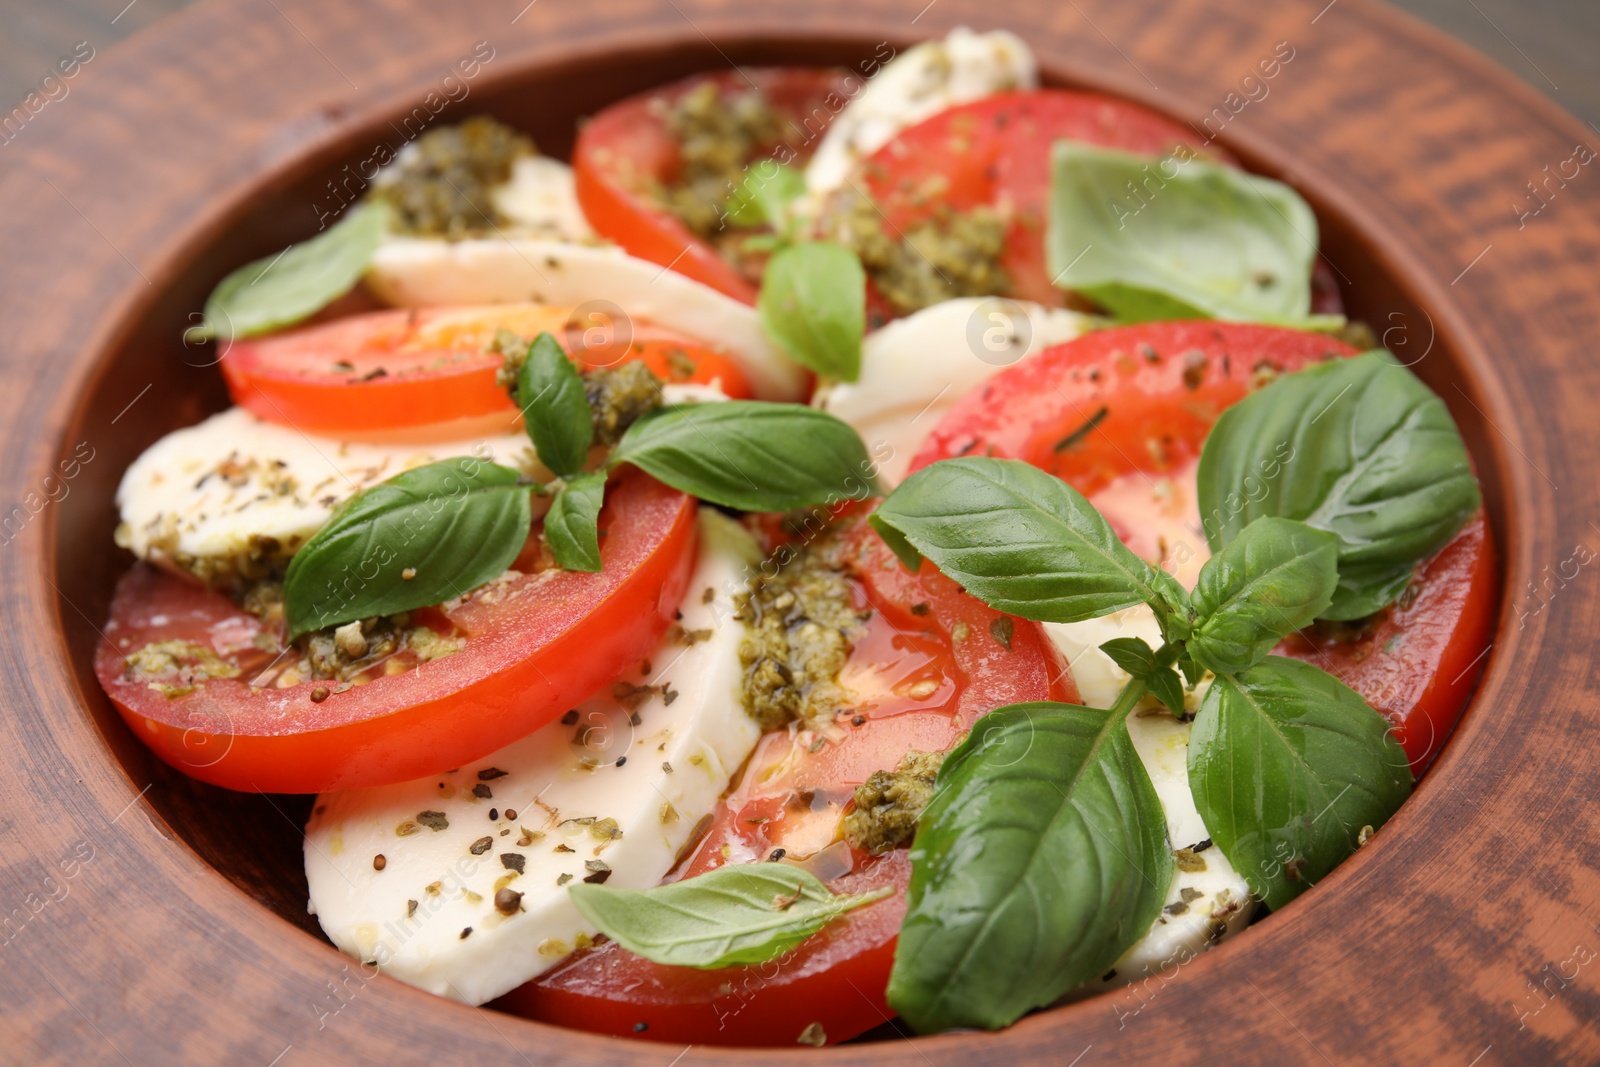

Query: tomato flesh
[221,305,753,436]
[574,68,852,303]
[910,321,1497,776]
[500,515,1076,1044]
[95,471,697,793]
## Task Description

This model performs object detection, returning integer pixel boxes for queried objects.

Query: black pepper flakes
[372,854,387,871]
[851,714,867,727]
[310,686,331,703]
[662,686,678,706]
[460,927,472,940]
[494,888,524,915]
[661,761,673,774]
[469,836,494,855]
[473,783,493,799]
[633,1022,648,1033]
[561,709,579,725]
[406,899,418,917]
[504,808,517,821]
[416,810,449,832]
[909,602,930,616]
[488,808,498,821]
[501,853,525,874]
[583,869,612,885]
[767,848,787,862]
[616,756,628,768]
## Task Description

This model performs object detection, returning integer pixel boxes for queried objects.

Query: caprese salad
[95,27,1496,1047]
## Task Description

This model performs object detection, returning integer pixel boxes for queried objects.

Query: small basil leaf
[1177,652,1206,689]
[283,458,530,638]
[888,701,1172,1033]
[1187,517,1338,675]
[873,457,1191,633]
[757,241,865,381]
[568,863,890,969]
[544,471,606,573]
[1187,656,1412,911]
[1196,351,1480,619]
[726,160,806,230]
[609,401,877,512]
[199,202,387,341]
[1144,664,1187,717]
[1099,636,1159,678]
[517,331,593,479]
[1047,142,1317,323]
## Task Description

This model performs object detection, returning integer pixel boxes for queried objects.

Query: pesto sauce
[657,82,785,239]
[842,748,947,853]
[370,117,533,239]
[829,189,1011,315]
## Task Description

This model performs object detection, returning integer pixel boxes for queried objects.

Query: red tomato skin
[573,68,852,303]
[221,307,753,436]
[95,472,697,793]
[1280,510,1498,774]
[909,321,1357,494]
[855,90,1230,309]
[500,516,1076,1045]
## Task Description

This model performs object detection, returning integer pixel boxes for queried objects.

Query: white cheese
[1043,465,1253,985]
[813,298,1089,485]
[303,511,764,1006]
[365,237,806,401]
[489,155,595,241]
[802,27,1038,201]
[114,407,534,577]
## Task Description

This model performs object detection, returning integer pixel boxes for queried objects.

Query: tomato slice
[909,321,1497,775]
[574,68,852,303]
[500,514,1077,1045]
[94,471,697,793]
[843,90,1227,312]
[220,305,754,436]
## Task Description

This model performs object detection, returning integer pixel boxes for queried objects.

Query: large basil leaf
[198,202,387,341]
[1187,656,1412,911]
[757,241,865,382]
[1187,517,1338,675]
[1046,142,1318,324]
[569,863,890,969]
[544,470,605,573]
[283,458,530,638]
[609,401,877,512]
[888,701,1172,1033]
[517,331,593,479]
[871,457,1191,637]
[1196,351,1480,619]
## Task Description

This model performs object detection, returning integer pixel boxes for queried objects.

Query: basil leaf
[1047,142,1317,324]
[1187,517,1338,675]
[888,701,1172,1032]
[609,401,878,512]
[198,202,387,341]
[544,471,605,573]
[726,161,806,230]
[757,241,865,381]
[1187,656,1412,911]
[282,458,530,638]
[1196,351,1480,619]
[569,863,890,969]
[871,457,1191,636]
[517,331,593,479]
[1097,637,1185,714]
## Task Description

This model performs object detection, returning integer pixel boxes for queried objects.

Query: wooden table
[3,0,1598,123]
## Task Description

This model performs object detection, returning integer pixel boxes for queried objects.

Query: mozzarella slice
[303,511,764,1005]
[114,407,535,579]
[814,298,1089,485]
[365,238,805,401]
[801,27,1038,202]
[489,156,595,241]
[1044,464,1253,985]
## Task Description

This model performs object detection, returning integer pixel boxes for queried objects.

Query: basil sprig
[517,331,593,479]
[1046,142,1329,326]
[569,863,890,969]
[1196,350,1480,619]
[543,470,605,573]
[195,202,388,342]
[282,456,531,638]
[874,344,1470,1031]
[889,693,1171,1033]
[757,240,866,382]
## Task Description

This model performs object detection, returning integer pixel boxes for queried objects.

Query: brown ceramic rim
[3,0,1598,1063]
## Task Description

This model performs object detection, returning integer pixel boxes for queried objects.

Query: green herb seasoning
[842,748,946,854]
[372,117,533,239]
[658,82,786,238]
[584,362,665,447]
[828,190,1011,315]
